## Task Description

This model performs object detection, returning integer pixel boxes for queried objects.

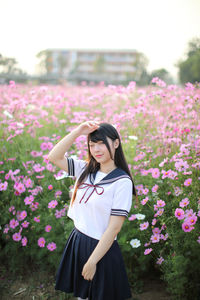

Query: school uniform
[55,156,133,300]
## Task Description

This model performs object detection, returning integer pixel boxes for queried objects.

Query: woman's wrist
[87,256,98,265]
[72,127,81,137]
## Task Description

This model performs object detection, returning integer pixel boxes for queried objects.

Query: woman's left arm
[81,215,125,281]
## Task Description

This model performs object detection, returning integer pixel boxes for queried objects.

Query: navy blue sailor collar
[89,167,131,185]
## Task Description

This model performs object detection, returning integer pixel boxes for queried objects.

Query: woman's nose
[94,144,101,151]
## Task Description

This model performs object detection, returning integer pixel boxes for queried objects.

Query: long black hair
[71,122,138,205]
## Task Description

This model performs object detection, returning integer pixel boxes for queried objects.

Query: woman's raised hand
[76,121,100,136]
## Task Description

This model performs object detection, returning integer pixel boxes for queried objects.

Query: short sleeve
[64,154,87,178]
[111,178,133,218]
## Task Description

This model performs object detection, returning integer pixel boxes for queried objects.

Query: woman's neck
[99,162,117,174]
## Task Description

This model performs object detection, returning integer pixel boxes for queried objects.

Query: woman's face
[89,137,116,164]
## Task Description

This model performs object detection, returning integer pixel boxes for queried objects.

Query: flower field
[0,79,200,299]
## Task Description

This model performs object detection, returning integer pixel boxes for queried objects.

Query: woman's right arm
[47,120,100,173]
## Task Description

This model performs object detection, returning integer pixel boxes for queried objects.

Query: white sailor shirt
[66,156,133,240]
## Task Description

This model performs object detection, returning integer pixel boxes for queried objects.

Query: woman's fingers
[78,120,100,135]
[89,120,100,125]
[88,121,100,128]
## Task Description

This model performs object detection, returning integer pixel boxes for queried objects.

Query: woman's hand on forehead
[76,121,101,136]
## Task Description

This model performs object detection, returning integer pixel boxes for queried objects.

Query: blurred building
[44,48,139,83]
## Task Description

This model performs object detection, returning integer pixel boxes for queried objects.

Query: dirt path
[0,265,171,299]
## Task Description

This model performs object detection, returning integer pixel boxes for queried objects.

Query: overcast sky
[1,0,200,79]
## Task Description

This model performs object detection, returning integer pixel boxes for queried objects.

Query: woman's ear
[114,139,119,149]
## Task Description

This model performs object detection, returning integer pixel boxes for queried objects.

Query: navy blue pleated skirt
[55,227,132,300]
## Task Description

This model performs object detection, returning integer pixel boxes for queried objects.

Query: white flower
[128,135,138,140]
[130,239,141,248]
[16,122,24,128]
[59,119,67,124]
[135,213,145,220]
[27,104,36,110]
[3,110,13,118]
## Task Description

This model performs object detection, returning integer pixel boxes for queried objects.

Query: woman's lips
[95,155,102,158]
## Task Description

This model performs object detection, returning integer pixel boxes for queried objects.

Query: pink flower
[45,225,52,232]
[128,214,136,221]
[144,248,153,255]
[142,188,149,195]
[34,216,40,223]
[160,233,168,240]
[40,142,53,151]
[186,215,197,226]
[157,200,166,207]
[174,186,182,196]
[184,178,192,186]
[141,197,149,205]
[154,208,164,217]
[33,163,45,172]
[30,151,43,157]
[9,80,16,88]
[140,221,149,230]
[24,195,34,205]
[150,234,160,243]
[161,170,170,179]
[47,242,56,251]
[14,182,26,194]
[151,77,166,87]
[40,142,48,151]
[9,219,19,229]
[0,181,8,191]
[38,237,46,247]
[22,237,28,246]
[185,209,194,218]
[24,178,34,188]
[152,227,161,235]
[20,210,27,220]
[9,206,15,212]
[48,200,58,208]
[55,209,64,218]
[152,184,159,193]
[161,224,166,230]
[21,221,29,228]
[156,257,164,265]
[3,227,9,234]
[182,222,194,232]
[154,204,158,211]
[179,198,189,208]
[55,190,62,198]
[152,218,157,226]
[12,232,22,241]
[46,163,55,172]
[48,185,53,190]
[30,202,39,211]
[175,208,185,220]
[151,168,160,178]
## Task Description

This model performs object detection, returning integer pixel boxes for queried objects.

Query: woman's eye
[89,141,104,147]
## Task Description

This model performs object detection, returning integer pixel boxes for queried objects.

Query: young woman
[47,120,138,300]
